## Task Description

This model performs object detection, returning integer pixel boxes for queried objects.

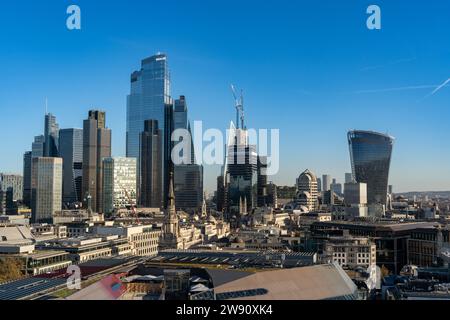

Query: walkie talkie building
[348,130,394,206]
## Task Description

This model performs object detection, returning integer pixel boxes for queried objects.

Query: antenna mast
[231,85,244,129]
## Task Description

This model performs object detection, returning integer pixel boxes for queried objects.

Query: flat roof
[313,220,440,231]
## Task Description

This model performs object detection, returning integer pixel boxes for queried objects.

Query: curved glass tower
[348,130,394,206]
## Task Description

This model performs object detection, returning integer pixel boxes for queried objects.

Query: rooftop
[213,263,357,300]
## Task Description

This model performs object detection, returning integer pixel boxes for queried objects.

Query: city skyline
[2,1,450,305]
[1,1,450,193]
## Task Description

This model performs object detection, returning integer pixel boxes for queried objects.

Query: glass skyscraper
[59,128,83,205]
[127,53,172,206]
[22,151,32,207]
[140,120,163,208]
[44,113,59,157]
[173,96,203,213]
[226,128,258,215]
[32,135,45,158]
[127,53,171,162]
[348,130,394,206]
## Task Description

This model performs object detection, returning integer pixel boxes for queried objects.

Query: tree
[0,257,23,283]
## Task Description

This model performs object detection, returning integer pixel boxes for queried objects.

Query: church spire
[167,172,177,219]
[201,192,207,219]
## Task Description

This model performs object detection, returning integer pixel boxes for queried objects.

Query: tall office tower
[344,182,368,218]
[32,135,45,158]
[172,96,203,213]
[174,165,203,213]
[296,170,319,211]
[163,102,175,208]
[0,188,15,214]
[388,185,393,195]
[102,157,137,215]
[345,173,353,184]
[82,110,112,213]
[31,157,63,223]
[0,174,23,202]
[44,113,60,157]
[173,96,195,164]
[226,127,258,215]
[322,174,332,192]
[59,128,83,205]
[23,151,32,207]
[140,120,163,208]
[267,182,278,209]
[257,156,268,207]
[127,54,171,198]
[348,130,394,206]
[216,175,226,212]
[317,178,322,193]
[344,182,368,206]
[331,179,343,196]
[27,135,46,209]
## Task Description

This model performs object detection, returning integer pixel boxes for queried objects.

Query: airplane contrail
[355,85,435,94]
[429,78,450,96]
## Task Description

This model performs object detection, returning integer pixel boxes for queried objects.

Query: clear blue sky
[0,0,450,193]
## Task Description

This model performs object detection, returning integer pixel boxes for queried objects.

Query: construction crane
[231,84,245,129]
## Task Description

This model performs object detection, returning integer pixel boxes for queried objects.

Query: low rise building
[311,220,439,274]
[0,226,72,276]
[324,232,376,269]
[36,236,131,263]
[94,225,160,257]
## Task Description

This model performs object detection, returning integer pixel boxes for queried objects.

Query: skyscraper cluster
[22,111,111,222]
[127,54,203,213]
[18,53,203,223]
[13,53,395,228]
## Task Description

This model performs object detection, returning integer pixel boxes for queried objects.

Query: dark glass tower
[59,128,83,205]
[348,130,394,206]
[172,96,203,213]
[216,175,226,213]
[163,103,174,208]
[173,96,195,164]
[174,165,203,213]
[140,120,163,208]
[22,151,32,208]
[44,113,59,157]
[226,129,258,215]
[32,135,45,158]
[257,156,268,207]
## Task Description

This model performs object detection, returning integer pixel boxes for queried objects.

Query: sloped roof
[0,226,34,243]
[213,264,357,300]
